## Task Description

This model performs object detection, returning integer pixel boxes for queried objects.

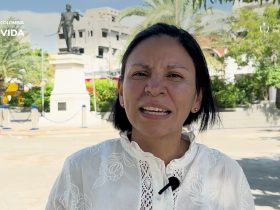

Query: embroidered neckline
[120,131,198,169]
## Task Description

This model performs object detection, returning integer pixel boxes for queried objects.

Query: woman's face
[119,35,202,138]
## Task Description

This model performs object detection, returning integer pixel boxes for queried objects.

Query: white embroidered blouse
[46,132,255,210]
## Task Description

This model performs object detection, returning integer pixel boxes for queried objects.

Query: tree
[0,18,51,105]
[119,0,280,26]
[225,6,280,99]
[118,0,230,76]
[118,0,203,30]
[118,0,280,81]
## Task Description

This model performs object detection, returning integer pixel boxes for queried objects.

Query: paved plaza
[0,117,279,210]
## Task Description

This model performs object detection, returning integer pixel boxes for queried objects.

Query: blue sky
[1,0,232,12]
[1,0,144,12]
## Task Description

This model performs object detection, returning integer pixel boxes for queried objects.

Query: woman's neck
[130,129,189,165]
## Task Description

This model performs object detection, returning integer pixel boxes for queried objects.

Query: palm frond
[117,7,148,21]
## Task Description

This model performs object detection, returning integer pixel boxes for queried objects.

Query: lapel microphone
[158,176,180,195]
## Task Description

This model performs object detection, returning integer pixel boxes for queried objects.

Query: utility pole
[40,49,45,116]
[92,72,97,112]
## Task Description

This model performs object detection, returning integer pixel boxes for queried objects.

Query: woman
[46,23,255,210]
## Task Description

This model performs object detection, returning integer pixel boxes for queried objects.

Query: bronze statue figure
[57,4,82,53]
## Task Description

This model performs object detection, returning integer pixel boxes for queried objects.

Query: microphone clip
[158,176,180,195]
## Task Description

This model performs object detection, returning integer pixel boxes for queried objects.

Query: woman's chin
[132,126,174,139]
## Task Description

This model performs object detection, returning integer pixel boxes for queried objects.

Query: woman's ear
[191,89,203,113]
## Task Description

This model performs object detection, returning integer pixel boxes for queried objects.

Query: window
[59,34,64,39]
[116,34,119,41]
[79,31,83,38]
[98,47,104,58]
[73,32,76,38]
[102,31,107,38]
[112,48,117,55]
[90,30,93,37]
[112,16,116,22]
[102,29,108,38]
[121,33,128,40]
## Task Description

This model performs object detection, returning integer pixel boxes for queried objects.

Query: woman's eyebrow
[129,63,151,69]
[167,64,189,71]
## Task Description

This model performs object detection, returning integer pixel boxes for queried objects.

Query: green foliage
[227,6,280,68]
[266,65,280,88]
[118,1,226,75]
[22,84,53,111]
[90,79,117,112]
[0,17,52,105]
[212,76,238,108]
[8,95,19,106]
[223,6,280,99]
[118,0,201,28]
[211,75,265,108]
[234,74,264,104]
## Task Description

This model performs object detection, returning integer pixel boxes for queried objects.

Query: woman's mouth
[139,106,172,116]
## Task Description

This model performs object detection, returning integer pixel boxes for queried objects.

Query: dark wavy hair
[111,23,218,132]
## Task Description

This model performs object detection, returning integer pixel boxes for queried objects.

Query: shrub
[211,76,238,108]
[266,65,280,89]
[211,74,266,108]
[90,79,117,112]
[234,74,263,104]
[22,84,53,111]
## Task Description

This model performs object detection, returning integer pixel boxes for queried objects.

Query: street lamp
[259,22,269,34]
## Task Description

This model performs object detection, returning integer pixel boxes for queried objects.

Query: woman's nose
[144,77,167,97]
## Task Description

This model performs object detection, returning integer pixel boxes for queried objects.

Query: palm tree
[0,18,45,105]
[118,0,229,76]
[117,0,208,61]
[118,0,279,78]
[118,0,202,30]
[118,0,279,27]
[0,34,28,104]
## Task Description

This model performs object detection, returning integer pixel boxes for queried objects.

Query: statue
[57,4,82,53]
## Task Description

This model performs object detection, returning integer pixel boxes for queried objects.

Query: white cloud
[0,10,60,52]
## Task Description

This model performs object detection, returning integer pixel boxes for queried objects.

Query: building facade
[57,7,132,76]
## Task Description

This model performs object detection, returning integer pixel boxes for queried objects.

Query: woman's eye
[132,71,148,78]
[167,73,183,80]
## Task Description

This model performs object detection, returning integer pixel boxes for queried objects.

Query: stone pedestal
[48,54,90,124]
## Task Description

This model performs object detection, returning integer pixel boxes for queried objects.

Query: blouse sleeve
[220,157,255,210]
[238,167,255,210]
[45,158,72,210]
[208,151,255,210]
[45,153,93,210]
